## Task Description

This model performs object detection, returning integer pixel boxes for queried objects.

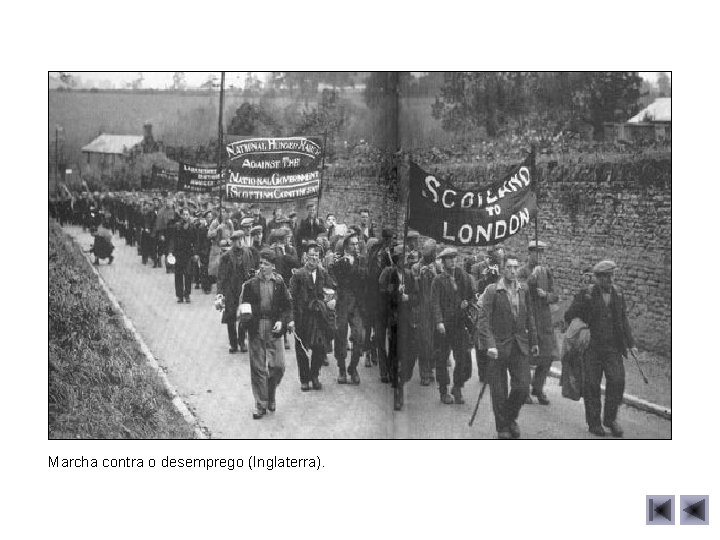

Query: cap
[528,240,548,251]
[240,217,254,227]
[250,225,263,236]
[407,230,420,239]
[219,239,232,249]
[230,230,245,240]
[381,228,395,239]
[306,202,316,209]
[288,212,297,219]
[269,229,286,241]
[438,247,458,259]
[259,248,276,264]
[592,260,617,274]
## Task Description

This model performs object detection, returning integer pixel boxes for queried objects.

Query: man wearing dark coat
[367,228,395,382]
[140,201,157,265]
[564,259,637,438]
[289,243,335,391]
[168,206,198,303]
[483,253,539,439]
[431,247,477,406]
[217,230,254,353]
[330,232,366,385]
[295,202,326,257]
[413,239,441,386]
[240,248,294,419]
[518,240,559,405]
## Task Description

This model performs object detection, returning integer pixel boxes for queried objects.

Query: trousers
[295,337,325,384]
[334,294,364,375]
[487,341,530,432]
[435,327,472,393]
[174,257,192,299]
[248,319,285,410]
[583,348,625,427]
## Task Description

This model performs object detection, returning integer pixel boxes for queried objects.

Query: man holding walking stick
[564,260,637,438]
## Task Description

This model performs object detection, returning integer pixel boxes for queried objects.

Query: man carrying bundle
[564,260,637,438]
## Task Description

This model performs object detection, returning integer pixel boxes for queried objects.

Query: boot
[451,387,465,405]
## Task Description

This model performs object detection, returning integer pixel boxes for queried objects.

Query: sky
[55,71,670,90]
[58,72,257,89]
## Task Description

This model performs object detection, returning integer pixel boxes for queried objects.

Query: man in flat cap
[483,252,539,439]
[330,231,367,385]
[295,202,326,258]
[379,243,419,410]
[431,246,477,405]
[249,202,267,232]
[240,248,294,419]
[413,238,442,386]
[368,228,396,382]
[217,230,255,353]
[519,240,558,405]
[265,207,286,244]
[250,225,264,249]
[564,260,637,437]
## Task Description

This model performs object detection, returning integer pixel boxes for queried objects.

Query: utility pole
[217,72,225,207]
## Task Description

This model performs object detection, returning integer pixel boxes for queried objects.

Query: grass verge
[48,221,197,439]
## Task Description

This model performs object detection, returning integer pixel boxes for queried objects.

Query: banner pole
[531,144,539,261]
[216,71,225,214]
[400,155,411,286]
[316,130,328,217]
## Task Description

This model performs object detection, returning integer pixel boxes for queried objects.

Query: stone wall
[315,152,671,355]
[421,154,672,355]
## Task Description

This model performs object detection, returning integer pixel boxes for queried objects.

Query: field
[48,221,197,439]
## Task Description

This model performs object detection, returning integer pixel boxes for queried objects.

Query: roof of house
[628,97,671,123]
[81,134,144,154]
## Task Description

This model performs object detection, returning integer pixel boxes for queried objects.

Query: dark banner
[178,162,222,193]
[224,136,323,202]
[408,157,537,246]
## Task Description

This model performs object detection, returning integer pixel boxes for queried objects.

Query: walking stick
[469,381,488,427]
[629,349,649,384]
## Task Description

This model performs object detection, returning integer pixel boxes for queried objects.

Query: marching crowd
[49,189,638,438]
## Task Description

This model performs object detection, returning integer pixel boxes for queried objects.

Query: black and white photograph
[48,71,671,440]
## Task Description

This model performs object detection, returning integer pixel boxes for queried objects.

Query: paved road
[64,225,671,439]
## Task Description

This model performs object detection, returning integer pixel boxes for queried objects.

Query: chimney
[143,122,153,140]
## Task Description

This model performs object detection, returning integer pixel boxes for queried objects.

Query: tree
[57,72,78,88]
[431,71,644,140]
[172,72,186,90]
[572,72,643,138]
[227,102,280,137]
[431,72,527,137]
[294,89,351,158]
[657,72,671,97]
[130,72,144,90]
